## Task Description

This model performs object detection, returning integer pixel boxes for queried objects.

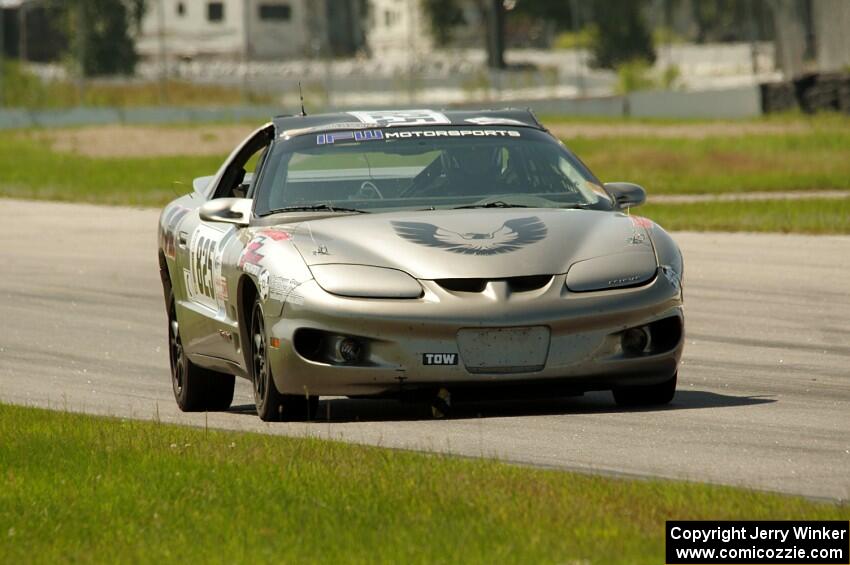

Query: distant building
[364,0,485,57]
[365,0,431,57]
[135,0,366,61]
[811,0,850,72]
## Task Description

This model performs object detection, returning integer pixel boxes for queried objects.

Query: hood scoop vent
[436,275,553,294]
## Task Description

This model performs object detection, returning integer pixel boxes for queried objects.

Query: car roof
[271,108,544,137]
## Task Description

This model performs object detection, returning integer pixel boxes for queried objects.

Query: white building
[136,0,363,61]
[365,0,485,58]
[365,0,432,58]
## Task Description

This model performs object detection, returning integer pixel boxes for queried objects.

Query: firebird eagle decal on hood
[391,216,548,256]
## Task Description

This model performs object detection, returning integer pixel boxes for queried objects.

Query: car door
[175,125,274,372]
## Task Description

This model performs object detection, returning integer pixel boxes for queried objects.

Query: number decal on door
[185,225,227,311]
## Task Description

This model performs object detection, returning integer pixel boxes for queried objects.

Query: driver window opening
[214,129,273,200]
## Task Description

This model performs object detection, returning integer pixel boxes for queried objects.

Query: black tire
[249,298,318,422]
[613,372,677,407]
[168,290,234,412]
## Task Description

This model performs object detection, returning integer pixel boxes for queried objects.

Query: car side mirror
[604,182,646,209]
[199,198,252,227]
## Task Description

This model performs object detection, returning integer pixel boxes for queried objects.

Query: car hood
[287,208,656,280]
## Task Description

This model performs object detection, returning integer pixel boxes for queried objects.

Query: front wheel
[168,291,234,412]
[249,298,318,422]
[612,372,677,407]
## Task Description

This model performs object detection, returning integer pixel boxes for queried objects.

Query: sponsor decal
[317,130,383,145]
[627,215,654,245]
[383,129,520,139]
[282,122,374,140]
[238,231,305,304]
[268,276,300,302]
[423,353,459,366]
[160,206,189,260]
[348,109,451,126]
[258,270,271,300]
[465,116,527,126]
[259,229,292,241]
[629,215,655,230]
[238,238,267,275]
[392,216,548,256]
[215,276,229,302]
[239,229,293,275]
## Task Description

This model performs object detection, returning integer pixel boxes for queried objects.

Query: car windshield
[253,126,613,215]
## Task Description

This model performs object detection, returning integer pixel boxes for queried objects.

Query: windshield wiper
[265,203,368,214]
[453,201,530,210]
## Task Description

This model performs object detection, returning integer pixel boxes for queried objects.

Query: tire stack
[760,81,798,113]
[761,72,850,114]
[838,75,850,114]
[799,73,842,113]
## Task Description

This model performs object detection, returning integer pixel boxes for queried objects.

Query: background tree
[589,0,655,69]
[426,0,658,70]
[423,0,466,44]
[512,0,576,30]
[423,0,506,68]
[52,0,140,76]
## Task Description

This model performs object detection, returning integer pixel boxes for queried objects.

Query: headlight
[565,251,657,292]
[310,264,423,298]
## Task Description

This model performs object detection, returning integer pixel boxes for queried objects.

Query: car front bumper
[267,272,684,397]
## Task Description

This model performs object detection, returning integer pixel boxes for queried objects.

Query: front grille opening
[293,328,325,362]
[436,278,488,293]
[436,275,553,293]
[507,275,552,292]
[648,315,683,353]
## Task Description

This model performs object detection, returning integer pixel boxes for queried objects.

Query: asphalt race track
[1,199,848,500]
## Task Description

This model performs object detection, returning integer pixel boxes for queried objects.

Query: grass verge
[0,133,220,207]
[566,130,850,195]
[1,62,272,108]
[642,198,850,235]
[0,403,847,564]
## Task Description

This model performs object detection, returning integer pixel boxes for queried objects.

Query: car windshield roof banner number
[348,110,452,127]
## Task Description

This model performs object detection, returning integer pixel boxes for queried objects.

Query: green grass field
[642,198,850,234]
[0,133,221,207]
[557,115,850,196]
[0,403,845,564]
[570,133,850,195]
[1,62,272,108]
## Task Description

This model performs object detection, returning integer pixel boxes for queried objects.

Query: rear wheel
[613,372,677,407]
[249,298,317,421]
[168,290,234,411]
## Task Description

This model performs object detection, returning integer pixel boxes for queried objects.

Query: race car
[157,109,684,421]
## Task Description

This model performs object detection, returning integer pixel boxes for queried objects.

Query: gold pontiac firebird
[157,109,684,421]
